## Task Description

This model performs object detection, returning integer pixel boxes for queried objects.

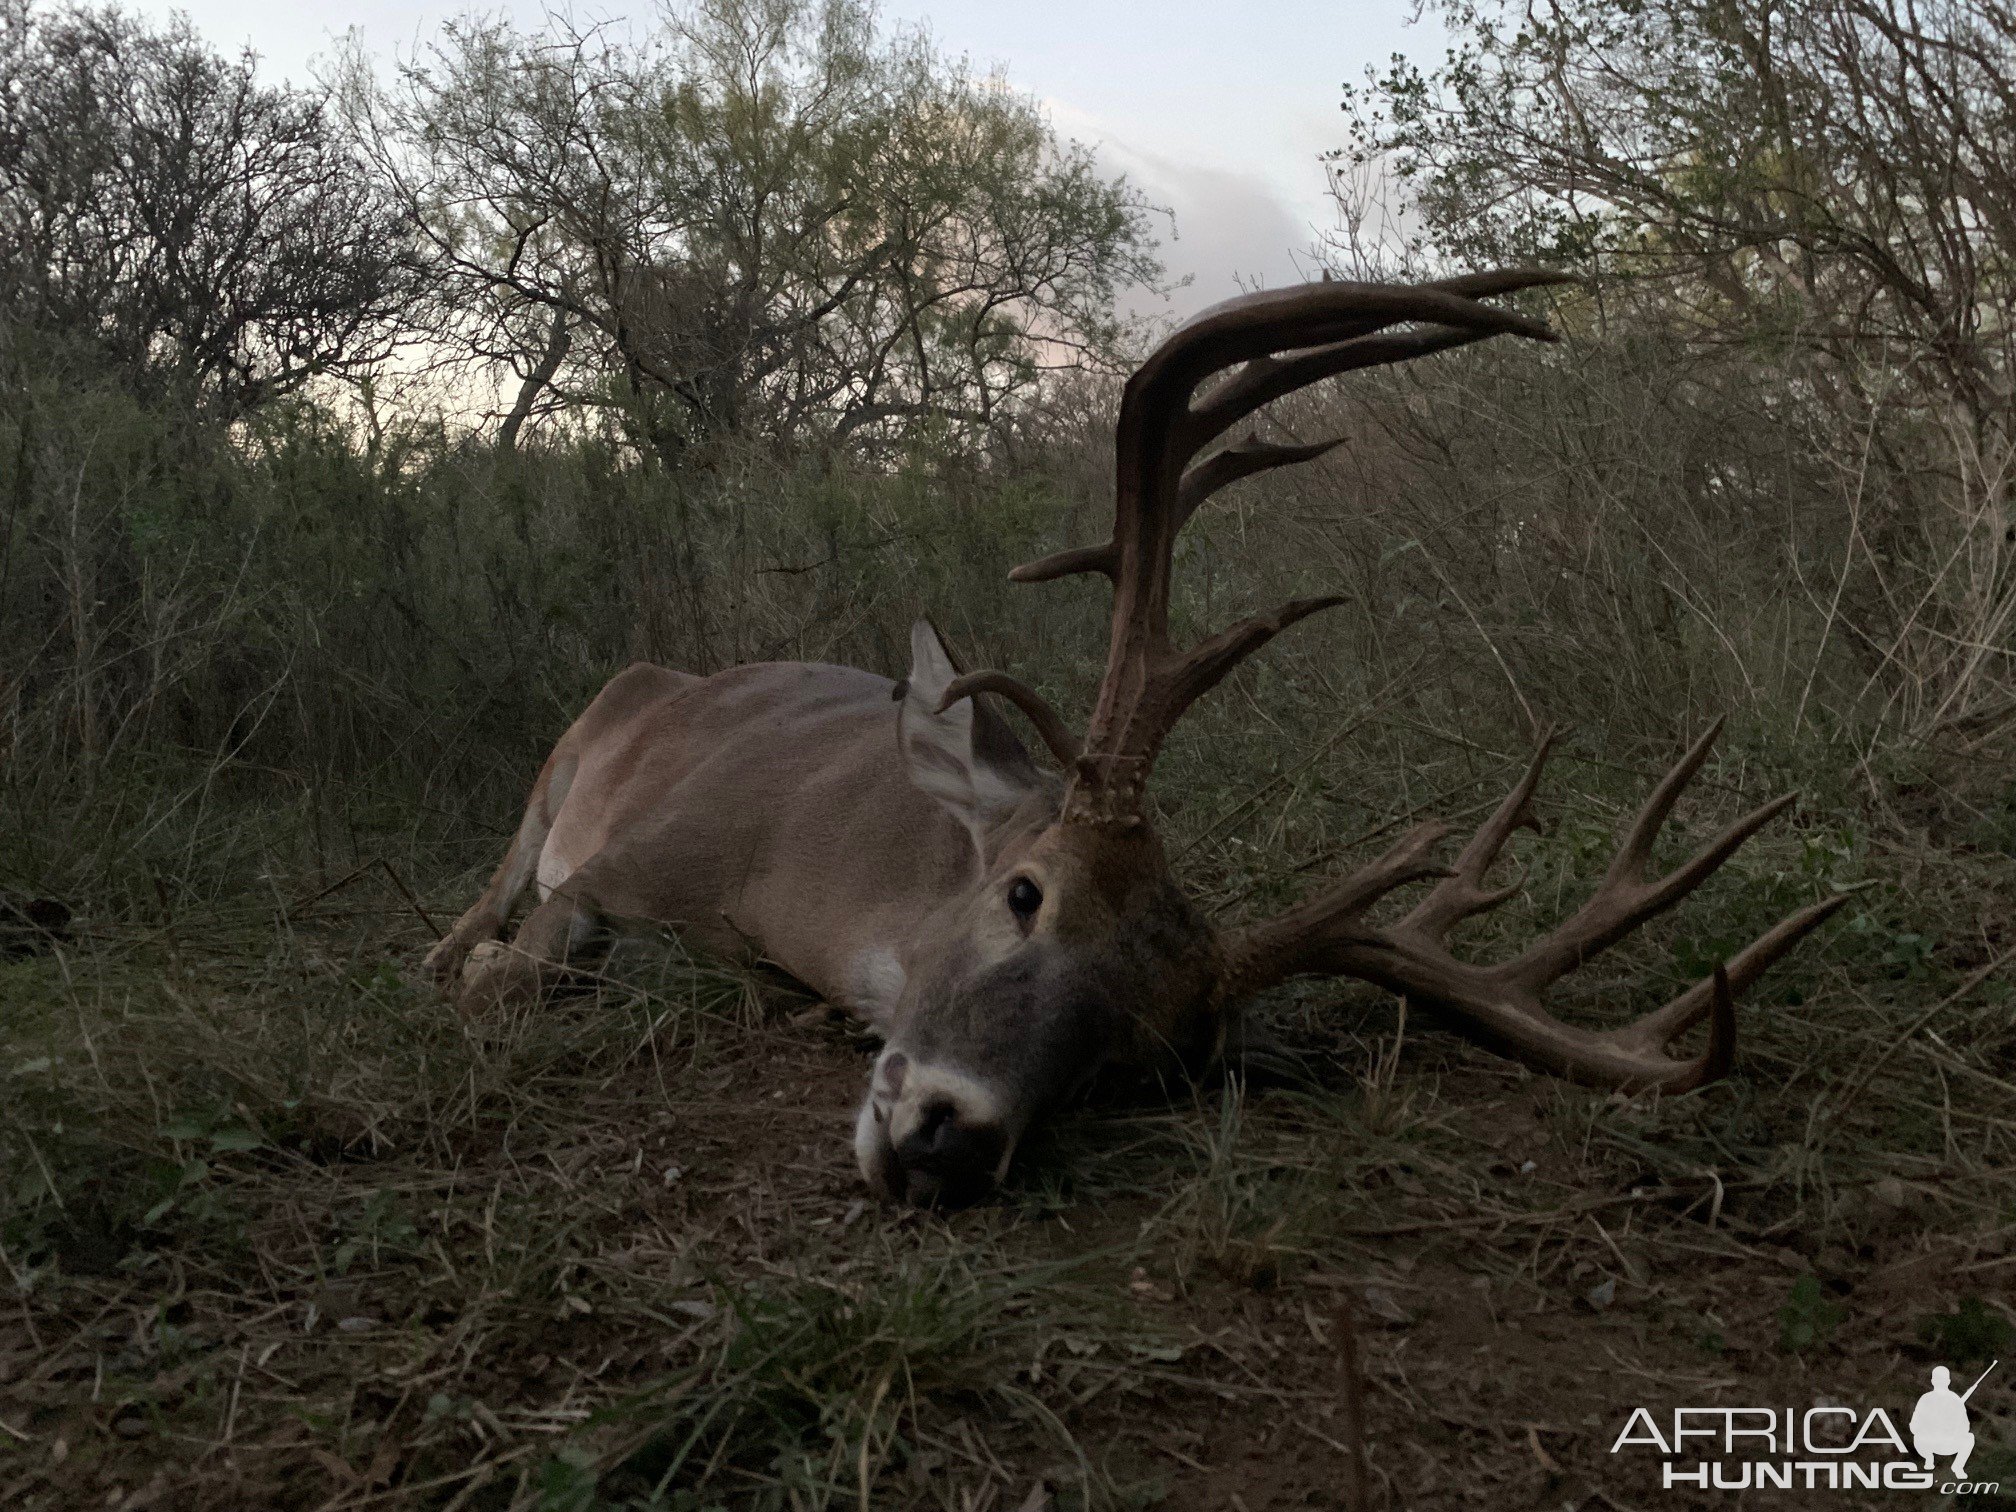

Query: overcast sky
[126,0,1442,317]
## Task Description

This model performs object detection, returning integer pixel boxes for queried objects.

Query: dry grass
[5,308,2015,1508]
[4,706,2012,1509]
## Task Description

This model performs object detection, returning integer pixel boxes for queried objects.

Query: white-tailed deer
[426,272,1844,1205]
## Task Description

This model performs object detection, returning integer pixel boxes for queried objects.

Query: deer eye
[1006,877,1043,922]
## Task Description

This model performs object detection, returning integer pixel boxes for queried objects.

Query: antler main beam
[1016,274,1568,588]
[994,271,1574,822]
[1222,724,1847,1092]
[945,272,1574,810]
[922,268,1841,1096]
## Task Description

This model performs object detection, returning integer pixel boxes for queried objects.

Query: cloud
[1042,98,1323,321]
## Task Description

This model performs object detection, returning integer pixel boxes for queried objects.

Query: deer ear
[898,620,1026,846]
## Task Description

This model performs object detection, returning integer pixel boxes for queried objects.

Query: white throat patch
[841,947,908,1022]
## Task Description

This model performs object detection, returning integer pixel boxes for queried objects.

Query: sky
[126,0,1444,317]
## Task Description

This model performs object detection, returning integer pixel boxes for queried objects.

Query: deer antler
[927,272,1846,1096]
[935,671,1081,768]
[940,272,1575,817]
[928,269,1839,1092]
[1221,723,1848,1092]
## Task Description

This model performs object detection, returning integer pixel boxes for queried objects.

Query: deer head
[855,273,1844,1206]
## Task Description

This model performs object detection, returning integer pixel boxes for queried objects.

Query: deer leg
[452,880,604,1017]
[425,663,696,993]
[423,747,577,991]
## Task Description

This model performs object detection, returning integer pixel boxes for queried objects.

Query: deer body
[430,272,1843,1205]
[432,654,1035,1020]
[429,635,1224,1204]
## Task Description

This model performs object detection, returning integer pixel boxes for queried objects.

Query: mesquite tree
[339,0,1163,464]
[1339,0,2016,745]
[0,0,414,413]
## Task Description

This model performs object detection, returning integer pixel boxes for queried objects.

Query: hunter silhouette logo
[1609,1359,2003,1493]
[1911,1362,1995,1479]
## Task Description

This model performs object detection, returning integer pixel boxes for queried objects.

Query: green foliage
[1840,910,1940,985]
[337,0,1160,461]
[1920,1298,2015,1367]
[536,1449,607,1512]
[1778,1275,1846,1354]
[0,326,1112,907]
[573,1258,1118,1510]
[332,1189,421,1274]
[1338,0,2016,760]
[0,0,412,413]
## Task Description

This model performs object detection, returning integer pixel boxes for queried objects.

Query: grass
[4,711,2012,1509]
[4,319,2014,1507]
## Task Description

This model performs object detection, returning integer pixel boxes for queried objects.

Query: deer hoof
[454,941,530,1016]
[421,935,471,990]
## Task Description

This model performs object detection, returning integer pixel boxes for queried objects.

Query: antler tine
[1400,730,1555,941]
[1221,726,1842,1094]
[1014,326,1535,590]
[1612,716,1724,878]
[1156,593,1350,716]
[1186,272,1574,452]
[1164,279,1564,404]
[936,671,1083,769]
[1020,272,1567,825]
[1611,892,1851,1054]
[1507,730,1798,989]
[1034,272,1576,599]
[1428,268,1586,300]
[1219,821,1456,999]
[1700,967,1738,1088]
[1011,541,1118,586]
[1175,435,1347,531]
[1190,326,1528,456]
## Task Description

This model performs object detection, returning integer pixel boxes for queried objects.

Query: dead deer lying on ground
[425,272,1843,1205]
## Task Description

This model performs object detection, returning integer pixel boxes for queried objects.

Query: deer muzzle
[853,1049,1016,1206]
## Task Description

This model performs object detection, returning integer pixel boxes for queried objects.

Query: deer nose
[893,1096,1009,1207]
